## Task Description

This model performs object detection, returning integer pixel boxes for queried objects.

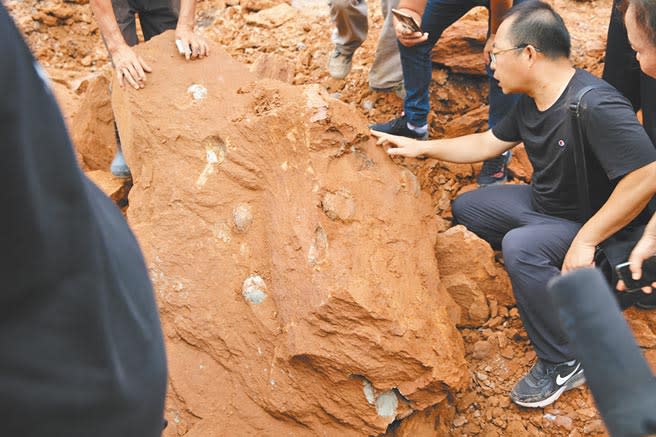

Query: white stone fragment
[242,275,267,305]
[375,390,398,418]
[363,381,375,405]
[233,203,253,233]
[187,84,208,101]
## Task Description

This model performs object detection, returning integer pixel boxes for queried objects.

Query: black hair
[621,0,656,47]
[502,0,571,59]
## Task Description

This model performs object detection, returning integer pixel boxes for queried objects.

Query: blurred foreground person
[550,268,656,437]
[0,6,167,436]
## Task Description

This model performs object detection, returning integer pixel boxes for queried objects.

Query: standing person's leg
[487,65,520,129]
[476,63,518,186]
[477,0,526,186]
[327,0,368,79]
[370,0,477,139]
[601,0,656,228]
[401,0,477,128]
[603,0,642,110]
[108,0,140,178]
[368,0,404,93]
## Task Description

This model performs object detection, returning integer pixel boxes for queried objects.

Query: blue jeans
[399,0,523,127]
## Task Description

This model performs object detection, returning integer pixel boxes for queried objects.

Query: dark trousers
[111,0,180,47]
[603,0,656,145]
[603,0,656,214]
[399,0,524,128]
[452,184,582,363]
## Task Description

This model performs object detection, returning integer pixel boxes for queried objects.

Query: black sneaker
[370,115,428,140]
[510,359,585,408]
[477,152,510,186]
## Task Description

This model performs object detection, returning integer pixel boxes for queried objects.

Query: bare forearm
[643,211,656,240]
[575,162,656,245]
[490,0,513,34]
[397,0,427,16]
[177,0,197,31]
[417,131,515,163]
[90,0,127,54]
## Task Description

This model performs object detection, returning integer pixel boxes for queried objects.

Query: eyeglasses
[489,44,539,63]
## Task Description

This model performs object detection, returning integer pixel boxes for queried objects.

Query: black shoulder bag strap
[568,85,646,306]
[567,85,603,222]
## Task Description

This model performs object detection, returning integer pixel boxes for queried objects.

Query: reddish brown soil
[8,0,653,435]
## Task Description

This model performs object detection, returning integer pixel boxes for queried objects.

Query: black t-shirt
[0,6,166,436]
[493,68,656,223]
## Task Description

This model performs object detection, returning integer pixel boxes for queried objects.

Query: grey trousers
[328,0,403,89]
[452,184,583,364]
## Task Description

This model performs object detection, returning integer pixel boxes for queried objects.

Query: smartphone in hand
[391,8,421,33]
[615,255,656,292]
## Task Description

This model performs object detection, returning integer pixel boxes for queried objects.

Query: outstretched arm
[371,129,518,162]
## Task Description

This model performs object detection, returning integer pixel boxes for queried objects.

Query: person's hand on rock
[371,130,426,158]
[175,26,209,60]
[110,44,151,89]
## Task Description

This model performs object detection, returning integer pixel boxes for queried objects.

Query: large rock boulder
[431,8,487,76]
[112,31,469,436]
[435,225,514,326]
[70,72,115,171]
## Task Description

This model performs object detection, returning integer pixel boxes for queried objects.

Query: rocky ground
[6,0,656,435]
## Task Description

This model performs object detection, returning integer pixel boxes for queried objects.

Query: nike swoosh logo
[556,363,581,386]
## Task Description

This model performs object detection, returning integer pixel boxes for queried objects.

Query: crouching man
[372,0,656,408]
